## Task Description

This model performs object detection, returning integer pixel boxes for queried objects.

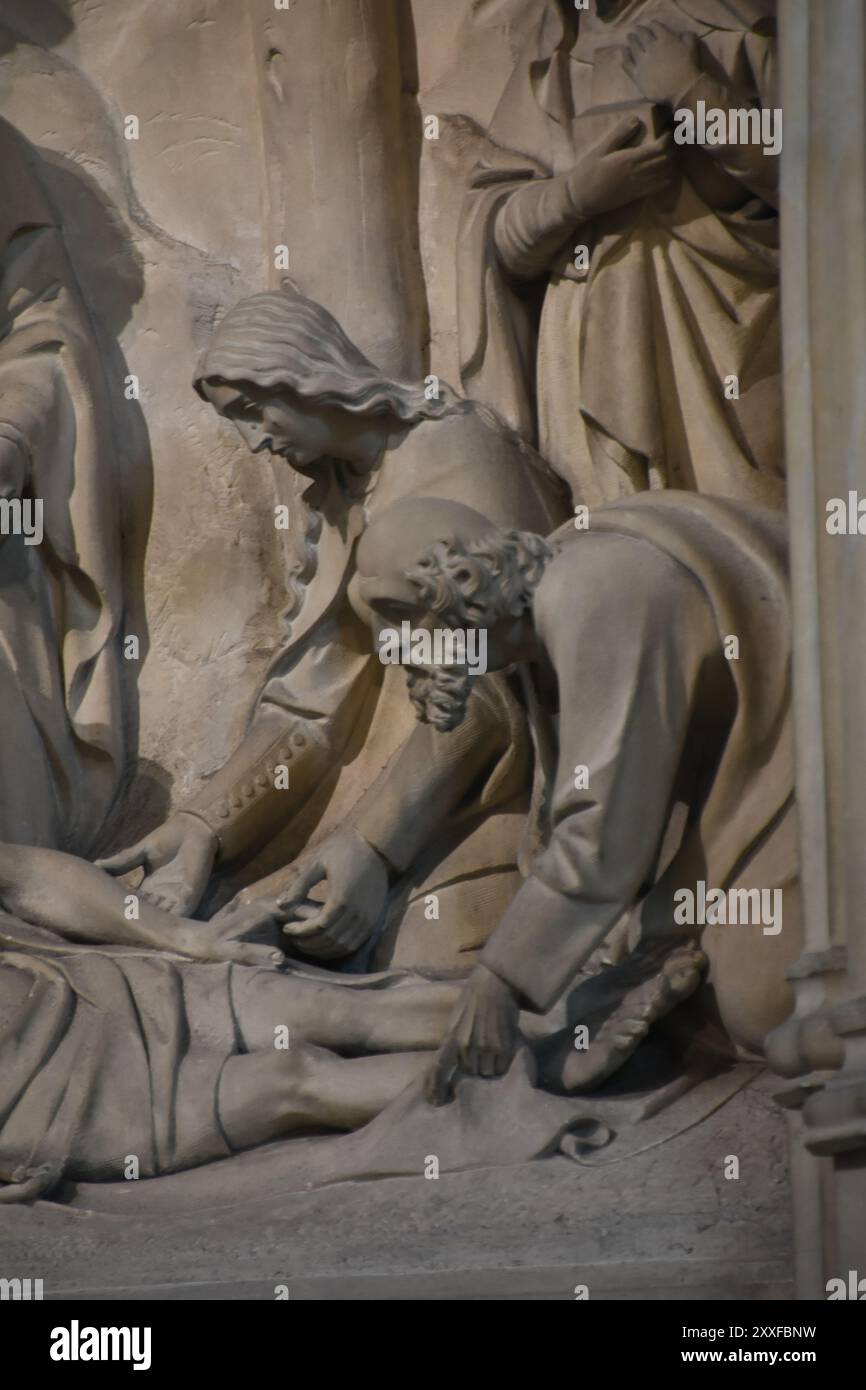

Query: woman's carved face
[201,380,338,469]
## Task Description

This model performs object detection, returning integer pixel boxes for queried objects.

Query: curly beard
[404,665,474,732]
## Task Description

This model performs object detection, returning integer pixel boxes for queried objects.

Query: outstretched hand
[171,918,284,970]
[211,894,288,945]
[426,964,520,1106]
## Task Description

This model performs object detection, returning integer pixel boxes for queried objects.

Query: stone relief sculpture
[0,270,794,1210]
[98,288,569,972]
[0,113,129,855]
[0,486,795,1202]
[0,843,464,1197]
[458,0,782,505]
[352,492,798,1093]
[1,0,860,1308]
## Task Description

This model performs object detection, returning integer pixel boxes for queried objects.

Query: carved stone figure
[351,491,799,1095]
[99,288,568,970]
[458,0,783,506]
[0,835,700,1202]
[0,115,128,853]
[4,0,860,1302]
[0,484,798,1203]
[0,842,462,1199]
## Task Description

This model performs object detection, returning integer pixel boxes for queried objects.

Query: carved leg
[218,1045,430,1149]
[231,966,463,1055]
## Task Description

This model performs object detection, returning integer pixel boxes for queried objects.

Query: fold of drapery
[0,118,127,852]
[458,0,782,505]
[0,914,237,1200]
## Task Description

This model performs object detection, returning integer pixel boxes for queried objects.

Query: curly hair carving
[406,530,552,629]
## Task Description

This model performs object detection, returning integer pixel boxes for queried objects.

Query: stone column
[245,0,427,379]
[770,0,866,1294]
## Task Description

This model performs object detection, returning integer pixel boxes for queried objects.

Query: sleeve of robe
[455,5,564,444]
[349,671,530,873]
[182,594,377,863]
[672,26,780,209]
[479,531,717,1012]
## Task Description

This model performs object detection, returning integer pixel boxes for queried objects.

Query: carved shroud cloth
[0,925,237,1198]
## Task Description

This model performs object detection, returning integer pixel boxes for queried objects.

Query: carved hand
[426,964,520,1105]
[211,894,286,939]
[169,918,283,969]
[96,811,217,916]
[623,21,702,108]
[567,117,677,219]
[277,828,389,961]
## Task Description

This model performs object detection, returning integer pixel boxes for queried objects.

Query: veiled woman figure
[0,116,127,853]
[101,287,568,973]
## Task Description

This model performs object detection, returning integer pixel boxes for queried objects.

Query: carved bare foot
[560,940,707,1093]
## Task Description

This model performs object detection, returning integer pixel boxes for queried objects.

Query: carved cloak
[480,490,794,1018]
[0,118,127,853]
[457,0,783,507]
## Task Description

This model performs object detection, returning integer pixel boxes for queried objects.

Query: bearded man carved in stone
[351,492,799,1100]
